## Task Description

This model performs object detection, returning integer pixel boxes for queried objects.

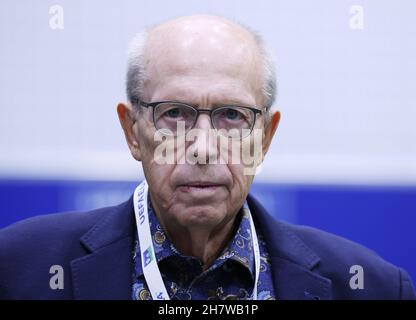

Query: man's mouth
[177,182,224,194]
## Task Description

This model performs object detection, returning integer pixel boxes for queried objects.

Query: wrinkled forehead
[142,17,263,99]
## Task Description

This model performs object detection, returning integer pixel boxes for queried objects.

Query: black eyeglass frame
[132,99,264,138]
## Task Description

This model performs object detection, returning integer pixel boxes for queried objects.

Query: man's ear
[262,110,281,158]
[117,102,142,161]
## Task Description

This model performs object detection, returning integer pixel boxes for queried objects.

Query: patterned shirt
[132,197,276,300]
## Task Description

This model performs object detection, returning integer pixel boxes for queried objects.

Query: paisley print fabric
[132,197,276,300]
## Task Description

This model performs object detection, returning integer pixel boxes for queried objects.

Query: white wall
[0,0,415,184]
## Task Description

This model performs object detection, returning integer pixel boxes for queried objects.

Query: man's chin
[173,205,227,227]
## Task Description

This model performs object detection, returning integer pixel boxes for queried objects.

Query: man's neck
[155,211,239,270]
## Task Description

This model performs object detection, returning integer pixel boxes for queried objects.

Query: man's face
[120,17,279,232]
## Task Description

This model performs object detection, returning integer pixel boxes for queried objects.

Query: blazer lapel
[70,197,136,300]
[69,192,331,300]
[270,256,332,300]
[247,194,332,300]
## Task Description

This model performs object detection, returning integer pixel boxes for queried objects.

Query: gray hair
[126,22,277,114]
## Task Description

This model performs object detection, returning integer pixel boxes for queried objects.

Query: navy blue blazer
[0,194,414,300]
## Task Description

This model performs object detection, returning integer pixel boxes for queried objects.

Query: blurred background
[0,0,415,281]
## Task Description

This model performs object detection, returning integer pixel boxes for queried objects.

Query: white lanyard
[133,180,260,300]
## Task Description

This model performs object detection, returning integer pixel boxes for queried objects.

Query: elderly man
[0,15,414,300]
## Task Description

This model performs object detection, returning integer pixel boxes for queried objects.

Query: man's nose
[186,114,218,164]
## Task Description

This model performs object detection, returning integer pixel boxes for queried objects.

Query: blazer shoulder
[0,204,118,254]
[0,201,132,299]
[282,221,415,299]
[286,222,384,264]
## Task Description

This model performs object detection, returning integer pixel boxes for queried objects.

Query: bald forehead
[142,15,263,100]
[149,15,257,46]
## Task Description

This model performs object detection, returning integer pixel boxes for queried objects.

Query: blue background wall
[1,180,415,282]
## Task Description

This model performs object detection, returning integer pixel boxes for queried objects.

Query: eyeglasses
[133,100,263,139]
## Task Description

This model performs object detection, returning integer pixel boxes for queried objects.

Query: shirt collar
[133,197,256,280]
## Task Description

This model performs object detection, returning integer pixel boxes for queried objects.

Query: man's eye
[165,108,181,118]
[224,109,242,120]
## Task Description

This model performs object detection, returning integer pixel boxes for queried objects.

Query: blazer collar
[70,196,135,299]
[70,193,331,300]
[247,194,332,300]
